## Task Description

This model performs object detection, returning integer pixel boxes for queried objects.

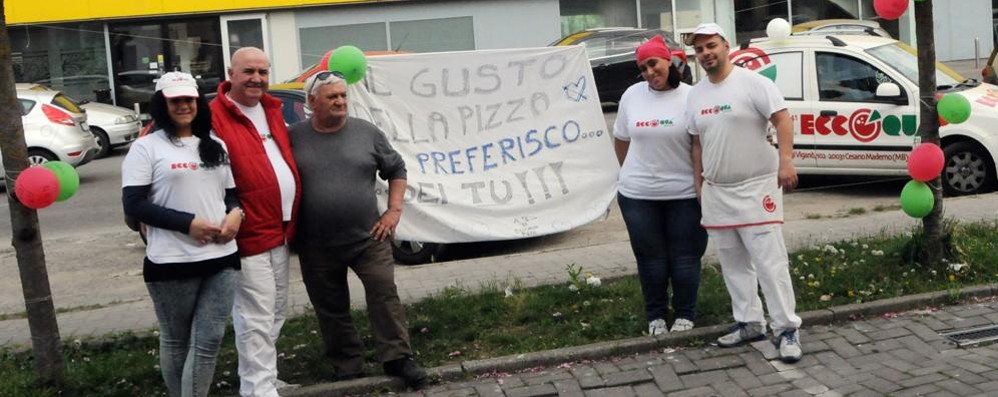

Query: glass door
[221,14,269,73]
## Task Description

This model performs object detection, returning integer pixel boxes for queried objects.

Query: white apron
[701,172,783,229]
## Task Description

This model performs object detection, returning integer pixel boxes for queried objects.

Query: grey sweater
[289,118,407,247]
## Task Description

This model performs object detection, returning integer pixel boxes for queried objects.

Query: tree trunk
[913,0,945,265]
[0,2,66,385]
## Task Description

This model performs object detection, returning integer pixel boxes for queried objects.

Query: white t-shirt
[613,82,696,200]
[230,95,297,221]
[121,130,237,263]
[687,67,787,184]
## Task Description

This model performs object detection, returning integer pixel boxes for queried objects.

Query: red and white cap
[685,23,728,46]
[155,72,199,98]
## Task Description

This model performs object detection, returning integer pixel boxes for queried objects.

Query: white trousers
[708,224,802,334]
[233,244,290,397]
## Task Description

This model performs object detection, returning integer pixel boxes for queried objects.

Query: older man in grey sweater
[288,71,427,387]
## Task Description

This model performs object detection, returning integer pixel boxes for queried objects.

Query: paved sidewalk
[313,295,998,397]
[0,193,996,348]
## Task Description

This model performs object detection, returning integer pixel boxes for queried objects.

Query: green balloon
[937,93,971,124]
[42,161,79,201]
[900,180,933,218]
[326,45,367,84]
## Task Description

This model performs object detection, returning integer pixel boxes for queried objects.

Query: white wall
[933,0,993,61]
[268,11,299,82]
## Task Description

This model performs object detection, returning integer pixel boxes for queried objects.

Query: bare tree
[913,0,945,265]
[0,1,66,385]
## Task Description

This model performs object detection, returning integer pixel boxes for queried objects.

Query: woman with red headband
[613,35,708,336]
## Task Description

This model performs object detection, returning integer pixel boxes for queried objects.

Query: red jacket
[210,82,301,256]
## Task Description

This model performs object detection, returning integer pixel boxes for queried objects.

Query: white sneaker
[775,329,803,363]
[670,318,694,332]
[648,318,668,336]
[716,322,766,347]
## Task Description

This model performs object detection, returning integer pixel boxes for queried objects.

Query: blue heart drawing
[563,76,588,102]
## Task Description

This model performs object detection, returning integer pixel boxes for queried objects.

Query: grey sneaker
[774,329,803,363]
[716,322,767,347]
[670,318,695,332]
[648,318,668,336]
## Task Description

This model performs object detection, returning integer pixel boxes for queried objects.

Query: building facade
[4,0,990,109]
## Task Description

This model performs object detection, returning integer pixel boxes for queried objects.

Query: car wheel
[942,141,996,196]
[390,239,442,265]
[26,149,56,166]
[91,127,111,158]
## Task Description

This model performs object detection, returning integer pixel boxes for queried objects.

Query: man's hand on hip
[371,208,402,241]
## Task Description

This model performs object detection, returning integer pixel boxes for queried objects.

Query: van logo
[801,109,918,142]
[730,48,777,82]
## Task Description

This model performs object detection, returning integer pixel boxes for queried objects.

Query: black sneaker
[383,356,428,387]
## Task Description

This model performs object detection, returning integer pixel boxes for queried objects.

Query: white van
[729,35,996,195]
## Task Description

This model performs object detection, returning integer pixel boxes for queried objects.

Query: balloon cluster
[322,45,368,85]
[13,162,79,209]
[873,0,909,20]
[900,144,943,218]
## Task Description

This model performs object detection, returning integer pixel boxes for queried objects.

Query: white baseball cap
[685,23,728,46]
[155,72,199,98]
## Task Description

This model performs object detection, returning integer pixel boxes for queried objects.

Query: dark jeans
[298,238,413,377]
[618,194,708,322]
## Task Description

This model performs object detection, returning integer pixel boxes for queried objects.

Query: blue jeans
[618,194,708,322]
[147,268,237,397]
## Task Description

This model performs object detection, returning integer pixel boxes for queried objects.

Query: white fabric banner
[347,46,619,243]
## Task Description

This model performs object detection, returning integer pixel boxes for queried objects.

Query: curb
[286,283,998,396]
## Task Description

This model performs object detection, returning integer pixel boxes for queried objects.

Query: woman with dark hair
[122,72,243,397]
[613,35,708,336]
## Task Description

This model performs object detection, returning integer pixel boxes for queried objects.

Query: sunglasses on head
[315,70,345,81]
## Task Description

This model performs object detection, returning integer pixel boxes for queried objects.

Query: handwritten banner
[346,46,619,243]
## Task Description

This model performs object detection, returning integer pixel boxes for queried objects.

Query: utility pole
[0,1,66,385]
[912,0,944,265]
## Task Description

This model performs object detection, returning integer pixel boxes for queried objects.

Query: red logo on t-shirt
[763,195,776,213]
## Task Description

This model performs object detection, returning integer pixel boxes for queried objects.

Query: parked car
[791,19,893,38]
[80,101,142,158]
[2,84,98,184]
[550,28,692,103]
[730,35,995,196]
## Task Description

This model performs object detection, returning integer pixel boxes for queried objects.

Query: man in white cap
[685,23,803,363]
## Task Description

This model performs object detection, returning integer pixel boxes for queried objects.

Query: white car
[729,35,996,195]
[1,85,98,183]
[81,101,142,158]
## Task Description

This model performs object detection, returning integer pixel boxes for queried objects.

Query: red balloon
[874,0,909,20]
[318,50,333,71]
[908,143,945,182]
[14,166,60,209]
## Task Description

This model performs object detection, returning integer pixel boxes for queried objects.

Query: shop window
[10,22,111,103]
[389,17,474,53]
[559,0,638,36]
[299,23,387,67]
[734,0,788,42]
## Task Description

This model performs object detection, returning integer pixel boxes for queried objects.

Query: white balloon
[767,18,791,40]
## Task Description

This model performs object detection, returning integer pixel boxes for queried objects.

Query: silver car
[2,85,98,180]
[81,101,141,158]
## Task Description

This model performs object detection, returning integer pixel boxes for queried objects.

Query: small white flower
[582,300,591,307]
[552,312,563,318]
[568,284,579,292]
[862,244,869,249]
[871,250,885,256]
[83,357,90,362]
[73,339,82,347]
[823,245,839,254]
[586,276,602,287]
[948,263,969,272]
[820,295,832,302]
[797,255,804,260]
[504,286,514,298]
[808,273,815,279]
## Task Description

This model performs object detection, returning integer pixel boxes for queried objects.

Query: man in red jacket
[210,47,301,397]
